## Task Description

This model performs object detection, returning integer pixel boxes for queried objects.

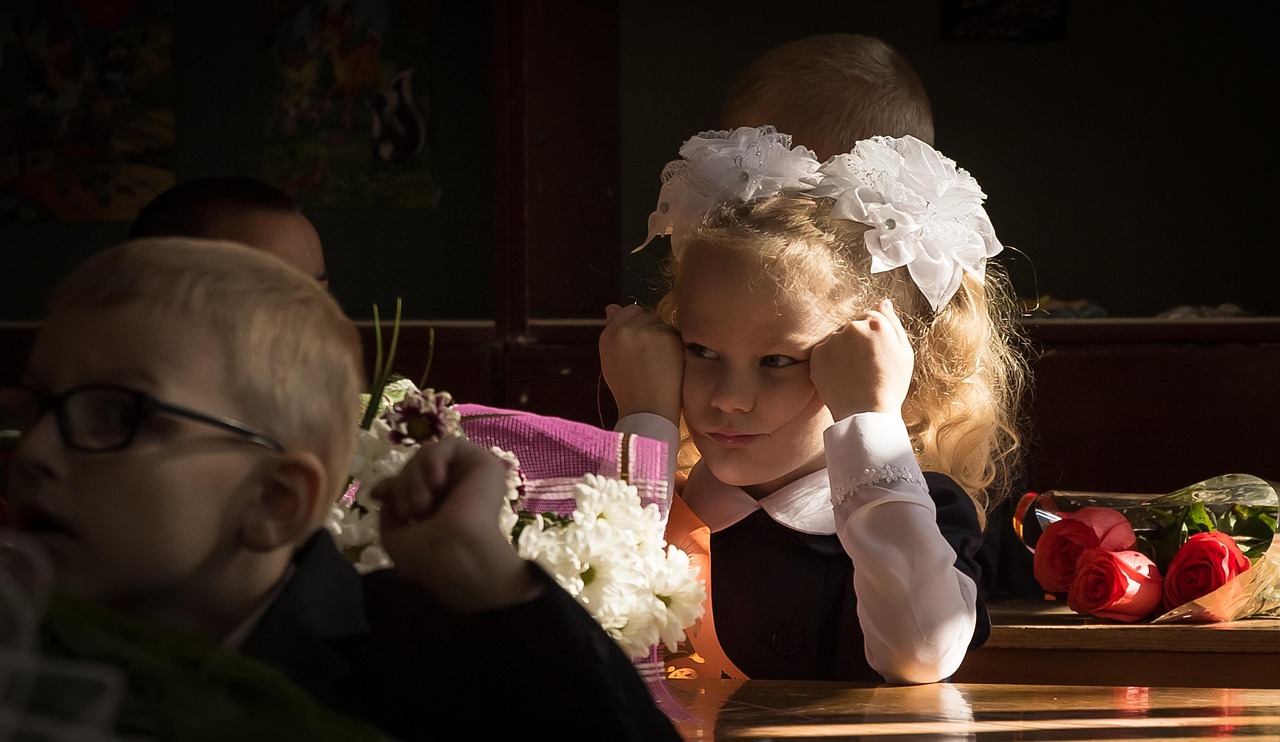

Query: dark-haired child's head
[130,177,328,287]
[6,238,361,635]
[722,33,934,160]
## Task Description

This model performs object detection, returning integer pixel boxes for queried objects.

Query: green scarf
[34,595,392,741]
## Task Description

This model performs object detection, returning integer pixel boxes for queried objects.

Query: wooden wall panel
[1021,319,1280,495]
[354,322,499,408]
[504,341,617,429]
[6,318,1280,500]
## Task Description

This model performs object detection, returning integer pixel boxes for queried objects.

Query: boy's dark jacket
[241,530,682,741]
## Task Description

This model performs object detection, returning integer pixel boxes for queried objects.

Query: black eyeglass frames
[0,384,284,453]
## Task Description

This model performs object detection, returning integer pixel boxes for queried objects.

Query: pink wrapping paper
[456,404,693,720]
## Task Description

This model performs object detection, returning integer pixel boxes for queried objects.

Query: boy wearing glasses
[2,238,680,740]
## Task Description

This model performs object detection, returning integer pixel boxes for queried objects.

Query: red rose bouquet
[1016,474,1279,623]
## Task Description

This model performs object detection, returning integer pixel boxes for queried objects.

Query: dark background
[2,0,1278,500]
[616,1,1276,318]
[0,0,495,321]
[1,1,1275,322]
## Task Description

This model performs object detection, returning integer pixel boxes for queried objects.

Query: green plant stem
[359,299,404,430]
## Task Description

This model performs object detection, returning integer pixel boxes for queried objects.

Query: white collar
[683,462,835,535]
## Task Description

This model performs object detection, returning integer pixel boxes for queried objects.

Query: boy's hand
[599,303,684,425]
[371,436,541,613]
[810,299,914,421]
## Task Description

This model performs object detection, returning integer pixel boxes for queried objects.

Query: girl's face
[677,247,834,499]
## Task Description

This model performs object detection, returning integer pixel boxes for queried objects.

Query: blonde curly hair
[657,194,1027,526]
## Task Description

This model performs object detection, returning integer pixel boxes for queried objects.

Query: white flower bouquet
[329,376,706,664]
[502,471,706,660]
[328,305,703,720]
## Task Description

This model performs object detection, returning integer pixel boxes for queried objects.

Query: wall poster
[264,0,439,209]
[0,0,174,221]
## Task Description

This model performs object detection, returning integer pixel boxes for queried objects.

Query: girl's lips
[705,431,762,448]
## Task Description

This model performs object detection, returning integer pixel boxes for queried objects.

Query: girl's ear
[240,452,330,552]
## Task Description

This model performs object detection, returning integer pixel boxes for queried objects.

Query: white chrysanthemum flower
[340,378,458,570]
[515,515,580,591]
[491,447,525,537]
[500,471,708,659]
[600,587,665,658]
[575,522,644,601]
[630,502,670,553]
[572,475,664,539]
[349,419,420,497]
[380,376,420,405]
[325,505,348,539]
[650,545,708,651]
[349,420,392,475]
[490,447,524,502]
[354,543,392,574]
[497,503,520,538]
[327,504,379,550]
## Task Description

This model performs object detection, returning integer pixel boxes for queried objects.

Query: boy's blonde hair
[658,195,1026,525]
[723,33,934,159]
[46,238,364,507]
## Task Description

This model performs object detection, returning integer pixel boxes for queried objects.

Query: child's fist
[810,299,914,420]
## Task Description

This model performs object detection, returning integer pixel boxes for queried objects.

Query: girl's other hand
[599,303,684,424]
[810,298,914,421]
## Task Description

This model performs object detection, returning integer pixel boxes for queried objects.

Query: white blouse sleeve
[824,412,979,684]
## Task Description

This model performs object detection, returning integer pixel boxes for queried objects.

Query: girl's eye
[685,343,716,360]
[762,355,799,368]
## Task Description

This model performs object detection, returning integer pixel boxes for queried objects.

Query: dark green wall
[619,2,1277,317]
[5,2,1276,322]
[1,0,493,322]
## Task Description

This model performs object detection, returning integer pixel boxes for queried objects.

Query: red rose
[1033,507,1136,593]
[1161,531,1252,611]
[1067,548,1163,622]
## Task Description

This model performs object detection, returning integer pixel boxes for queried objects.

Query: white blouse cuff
[824,412,927,510]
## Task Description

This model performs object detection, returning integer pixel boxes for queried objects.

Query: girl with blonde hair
[601,126,1025,683]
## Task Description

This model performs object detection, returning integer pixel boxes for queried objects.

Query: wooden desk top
[984,599,1280,653]
[666,678,1280,740]
[951,600,1280,687]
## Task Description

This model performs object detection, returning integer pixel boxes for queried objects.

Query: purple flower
[382,389,461,445]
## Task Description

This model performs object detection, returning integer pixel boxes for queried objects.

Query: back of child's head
[128,177,328,286]
[722,33,934,159]
[46,238,363,503]
[128,177,301,239]
[644,128,1025,520]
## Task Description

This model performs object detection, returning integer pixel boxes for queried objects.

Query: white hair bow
[638,126,1003,311]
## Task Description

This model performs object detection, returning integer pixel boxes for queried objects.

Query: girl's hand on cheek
[810,299,914,421]
[599,303,684,424]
